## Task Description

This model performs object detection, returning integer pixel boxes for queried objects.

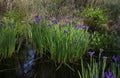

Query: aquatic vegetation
[34,15,41,24]
[31,16,90,63]
[0,0,120,78]
[0,15,119,78]
[0,24,16,59]
[78,49,120,78]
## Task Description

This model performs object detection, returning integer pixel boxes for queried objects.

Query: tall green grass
[0,15,32,59]
[31,19,90,63]
[0,26,16,59]
[78,50,120,78]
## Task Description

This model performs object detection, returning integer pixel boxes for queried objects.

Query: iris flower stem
[102,60,106,78]
[98,52,102,70]
[115,62,118,78]
[90,56,93,67]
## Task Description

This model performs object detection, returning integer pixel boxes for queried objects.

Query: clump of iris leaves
[0,15,120,78]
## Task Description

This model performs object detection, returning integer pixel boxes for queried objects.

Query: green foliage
[78,58,100,78]
[103,0,120,23]
[78,50,120,78]
[31,22,45,55]
[75,0,104,8]
[18,0,57,17]
[1,15,32,57]
[90,31,111,50]
[110,61,120,78]
[3,7,26,22]
[81,7,108,31]
[48,25,90,63]
[31,21,90,63]
[78,51,104,78]
[0,26,16,59]
[109,31,120,56]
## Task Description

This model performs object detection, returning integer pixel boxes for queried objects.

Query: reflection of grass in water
[16,48,35,78]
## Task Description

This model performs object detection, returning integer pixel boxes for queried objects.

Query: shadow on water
[0,56,17,78]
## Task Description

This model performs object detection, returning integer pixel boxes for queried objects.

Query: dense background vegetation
[0,0,120,78]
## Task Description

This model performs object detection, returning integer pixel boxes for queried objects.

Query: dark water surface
[0,49,35,78]
[0,49,79,78]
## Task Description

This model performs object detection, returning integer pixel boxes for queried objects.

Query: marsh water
[0,49,35,78]
[0,48,79,78]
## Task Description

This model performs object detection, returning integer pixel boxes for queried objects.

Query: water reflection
[16,49,35,78]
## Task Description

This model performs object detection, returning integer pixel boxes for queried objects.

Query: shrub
[89,31,112,51]
[81,7,108,32]
[109,31,120,56]
[103,0,120,23]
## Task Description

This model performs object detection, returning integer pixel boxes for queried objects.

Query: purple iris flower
[76,25,88,29]
[52,20,57,24]
[45,16,49,20]
[47,24,52,27]
[104,72,115,78]
[88,51,95,56]
[112,56,119,62]
[34,15,40,23]
[94,75,99,78]
[100,48,104,52]
[103,56,107,60]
